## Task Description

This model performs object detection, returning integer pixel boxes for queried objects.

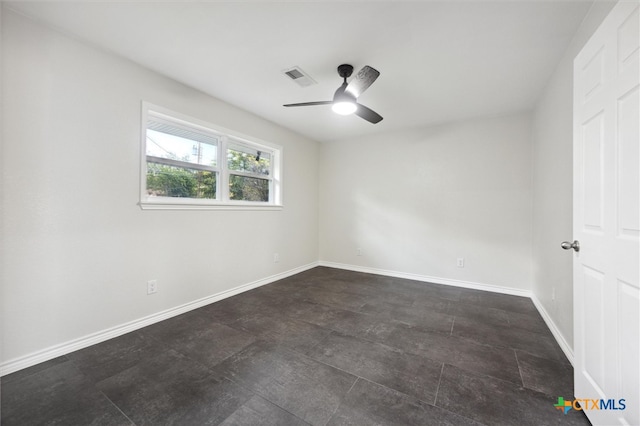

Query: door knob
[561,240,580,252]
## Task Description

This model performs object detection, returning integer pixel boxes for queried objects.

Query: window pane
[147,162,216,199]
[146,125,217,168]
[227,146,270,176]
[229,174,269,202]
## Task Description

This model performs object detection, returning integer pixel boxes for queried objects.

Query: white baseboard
[0,262,319,377]
[530,294,574,365]
[318,261,533,298]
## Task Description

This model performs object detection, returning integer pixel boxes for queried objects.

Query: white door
[573,2,639,425]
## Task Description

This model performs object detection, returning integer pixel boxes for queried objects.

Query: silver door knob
[561,240,580,252]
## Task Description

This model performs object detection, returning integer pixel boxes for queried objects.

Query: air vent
[285,69,304,79]
[282,66,317,87]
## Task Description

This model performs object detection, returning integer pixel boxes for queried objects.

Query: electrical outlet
[456,258,464,268]
[273,253,279,263]
[357,248,363,256]
[147,280,157,295]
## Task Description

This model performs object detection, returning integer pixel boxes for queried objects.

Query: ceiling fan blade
[345,66,380,98]
[283,101,332,107]
[355,103,383,124]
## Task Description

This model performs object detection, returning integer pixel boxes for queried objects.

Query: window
[145,117,219,200]
[227,142,271,202]
[140,103,282,209]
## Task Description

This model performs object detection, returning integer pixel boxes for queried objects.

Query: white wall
[531,1,615,357]
[319,112,534,292]
[0,10,319,367]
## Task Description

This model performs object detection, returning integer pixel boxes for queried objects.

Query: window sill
[139,199,283,211]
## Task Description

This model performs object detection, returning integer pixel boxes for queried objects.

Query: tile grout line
[344,374,487,426]
[513,349,525,387]
[300,348,443,413]
[218,375,312,426]
[433,362,446,406]
[345,376,359,395]
[300,329,333,355]
[215,340,354,426]
[310,349,453,417]
[66,355,142,425]
[100,390,137,426]
[321,377,361,426]
[350,374,484,426]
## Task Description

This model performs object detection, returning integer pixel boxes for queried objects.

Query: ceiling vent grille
[282,66,317,87]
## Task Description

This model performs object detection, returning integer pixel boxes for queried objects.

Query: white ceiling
[5,0,593,143]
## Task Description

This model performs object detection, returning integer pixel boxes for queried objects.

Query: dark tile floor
[1,267,590,425]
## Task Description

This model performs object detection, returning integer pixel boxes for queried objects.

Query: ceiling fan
[283,64,383,124]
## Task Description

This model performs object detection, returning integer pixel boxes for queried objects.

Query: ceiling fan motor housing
[337,64,354,79]
[333,82,356,103]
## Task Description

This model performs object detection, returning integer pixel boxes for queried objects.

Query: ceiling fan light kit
[284,64,383,124]
[332,101,357,115]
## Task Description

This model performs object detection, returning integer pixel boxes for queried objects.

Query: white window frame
[140,102,283,210]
